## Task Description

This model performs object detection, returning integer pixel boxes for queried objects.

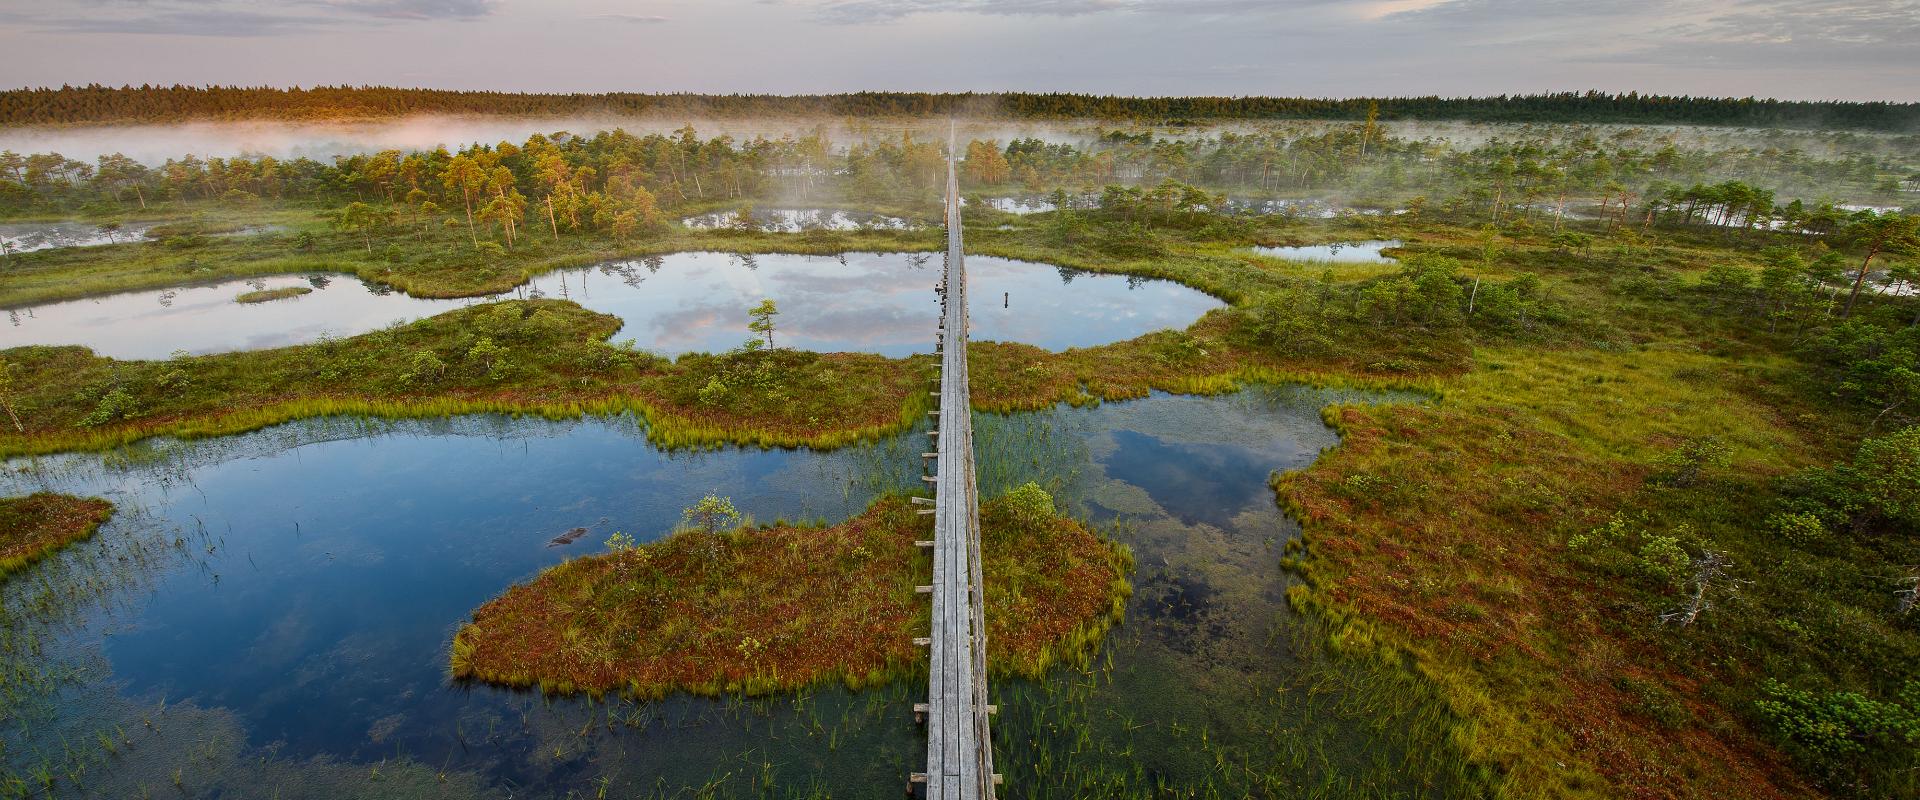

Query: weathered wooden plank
[925,130,993,800]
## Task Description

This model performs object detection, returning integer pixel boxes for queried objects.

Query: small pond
[520,252,1222,357]
[1253,240,1403,264]
[980,196,1054,214]
[1,385,1469,797]
[3,253,1223,360]
[965,196,1094,215]
[1227,199,1398,218]
[2,274,483,360]
[681,208,918,232]
[0,221,156,253]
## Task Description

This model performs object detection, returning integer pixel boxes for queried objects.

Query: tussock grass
[0,300,932,457]
[0,493,114,577]
[1275,346,1844,799]
[233,286,312,304]
[452,493,1131,698]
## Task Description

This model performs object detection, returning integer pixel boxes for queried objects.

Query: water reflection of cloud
[6,251,1222,360]
[640,305,734,352]
[795,306,930,355]
[2,273,471,360]
[767,268,930,298]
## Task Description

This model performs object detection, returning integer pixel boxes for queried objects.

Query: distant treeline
[3,85,1918,131]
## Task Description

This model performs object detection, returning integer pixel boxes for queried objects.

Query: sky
[0,0,1915,100]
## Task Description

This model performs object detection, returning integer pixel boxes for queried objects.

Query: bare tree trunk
[462,189,478,248]
[0,396,22,433]
[1844,248,1880,317]
[1663,551,1735,627]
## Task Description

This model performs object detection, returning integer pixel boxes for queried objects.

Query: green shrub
[77,387,139,427]
[1766,511,1827,547]
[1636,534,1693,587]
[1001,482,1055,533]
[1755,679,1920,792]
[400,350,446,386]
[1854,427,1920,528]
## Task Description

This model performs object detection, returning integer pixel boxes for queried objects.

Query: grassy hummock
[0,493,114,576]
[234,286,313,304]
[1276,348,1843,799]
[450,491,1132,698]
[0,299,931,457]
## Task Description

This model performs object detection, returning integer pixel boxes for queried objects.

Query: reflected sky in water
[680,208,917,232]
[501,252,1221,357]
[2,274,484,360]
[0,385,1451,798]
[4,252,1220,361]
[0,221,156,253]
[1252,240,1402,264]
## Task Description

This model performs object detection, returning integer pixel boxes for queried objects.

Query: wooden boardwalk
[913,132,996,799]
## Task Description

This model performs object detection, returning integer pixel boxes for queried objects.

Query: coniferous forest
[3,85,1918,131]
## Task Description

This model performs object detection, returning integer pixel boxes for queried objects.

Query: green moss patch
[234,286,313,304]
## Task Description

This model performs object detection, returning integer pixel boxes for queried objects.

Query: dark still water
[2,386,1476,799]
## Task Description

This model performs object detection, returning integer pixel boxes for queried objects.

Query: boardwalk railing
[912,129,997,800]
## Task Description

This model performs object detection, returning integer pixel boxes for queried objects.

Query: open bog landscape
[1,3,1918,797]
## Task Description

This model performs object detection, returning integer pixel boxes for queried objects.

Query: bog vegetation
[0,493,113,576]
[1,110,1918,800]
[451,488,1132,697]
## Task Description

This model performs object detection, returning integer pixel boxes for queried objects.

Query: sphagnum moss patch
[451,491,1131,698]
[0,493,114,576]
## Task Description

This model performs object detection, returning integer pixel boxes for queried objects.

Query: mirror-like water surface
[1253,240,1403,264]
[680,209,918,232]
[3,253,1221,360]
[1226,199,1401,218]
[0,221,156,253]
[2,274,484,360]
[521,253,1222,357]
[2,387,1471,798]
[964,196,1063,215]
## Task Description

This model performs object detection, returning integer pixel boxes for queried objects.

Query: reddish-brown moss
[0,493,114,575]
[452,495,1130,698]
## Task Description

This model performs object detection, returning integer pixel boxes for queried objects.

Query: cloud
[28,9,337,37]
[319,0,500,20]
[0,0,502,37]
[806,0,1286,24]
[592,13,671,23]
[1669,0,1920,47]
